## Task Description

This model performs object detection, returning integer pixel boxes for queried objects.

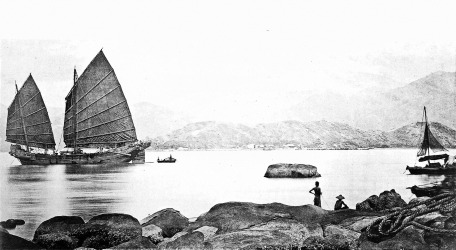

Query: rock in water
[0,219,26,229]
[141,208,189,238]
[264,163,321,178]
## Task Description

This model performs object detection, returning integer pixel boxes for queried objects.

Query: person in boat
[169,154,173,160]
[309,181,322,207]
[334,195,349,210]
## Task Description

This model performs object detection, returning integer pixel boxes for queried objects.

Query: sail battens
[76,85,120,115]
[9,133,53,136]
[76,128,136,140]
[6,127,22,131]
[78,140,135,145]
[65,106,74,114]
[77,100,126,124]
[63,51,137,148]
[21,92,40,108]
[25,121,52,128]
[77,114,132,133]
[8,121,52,131]
[6,75,55,149]
[76,70,113,103]
[7,117,22,125]
[7,109,19,119]
[23,107,46,118]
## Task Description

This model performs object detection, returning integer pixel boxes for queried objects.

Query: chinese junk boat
[406,107,456,175]
[7,50,150,165]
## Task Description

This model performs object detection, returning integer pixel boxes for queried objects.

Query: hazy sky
[1,0,456,124]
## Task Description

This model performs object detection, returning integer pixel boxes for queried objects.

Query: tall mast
[424,106,430,156]
[15,81,30,152]
[72,68,78,152]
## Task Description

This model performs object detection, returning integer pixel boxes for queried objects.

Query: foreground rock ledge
[265,163,321,178]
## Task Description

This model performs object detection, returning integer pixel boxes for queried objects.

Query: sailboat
[7,50,150,165]
[406,107,456,175]
[7,75,56,163]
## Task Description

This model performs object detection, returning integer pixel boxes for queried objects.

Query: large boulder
[141,208,189,238]
[33,216,85,240]
[190,202,327,233]
[0,231,42,249]
[74,213,142,249]
[264,163,321,178]
[33,215,85,248]
[356,189,407,212]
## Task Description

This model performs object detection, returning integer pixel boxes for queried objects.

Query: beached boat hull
[10,142,150,165]
[406,166,456,175]
[409,185,443,197]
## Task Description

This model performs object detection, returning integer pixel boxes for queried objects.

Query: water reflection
[3,163,134,240]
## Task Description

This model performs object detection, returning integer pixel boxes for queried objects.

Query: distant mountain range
[149,120,456,150]
[286,71,456,131]
[1,71,455,151]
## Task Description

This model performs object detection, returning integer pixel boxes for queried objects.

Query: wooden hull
[406,166,456,175]
[409,185,443,197]
[10,142,150,165]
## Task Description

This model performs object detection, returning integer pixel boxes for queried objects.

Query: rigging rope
[366,192,456,240]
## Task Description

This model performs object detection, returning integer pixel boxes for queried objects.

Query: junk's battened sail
[6,75,55,149]
[63,51,137,148]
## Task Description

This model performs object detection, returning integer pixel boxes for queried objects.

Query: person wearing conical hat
[334,194,349,210]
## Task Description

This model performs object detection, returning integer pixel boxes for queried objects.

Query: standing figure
[309,181,322,207]
[334,195,349,210]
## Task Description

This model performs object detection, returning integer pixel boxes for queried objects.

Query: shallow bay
[0,149,446,239]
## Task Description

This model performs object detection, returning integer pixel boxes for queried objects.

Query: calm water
[0,149,447,240]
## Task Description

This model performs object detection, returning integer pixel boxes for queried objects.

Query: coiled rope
[366,192,456,240]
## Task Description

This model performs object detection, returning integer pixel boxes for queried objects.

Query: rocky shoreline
[1,190,455,250]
